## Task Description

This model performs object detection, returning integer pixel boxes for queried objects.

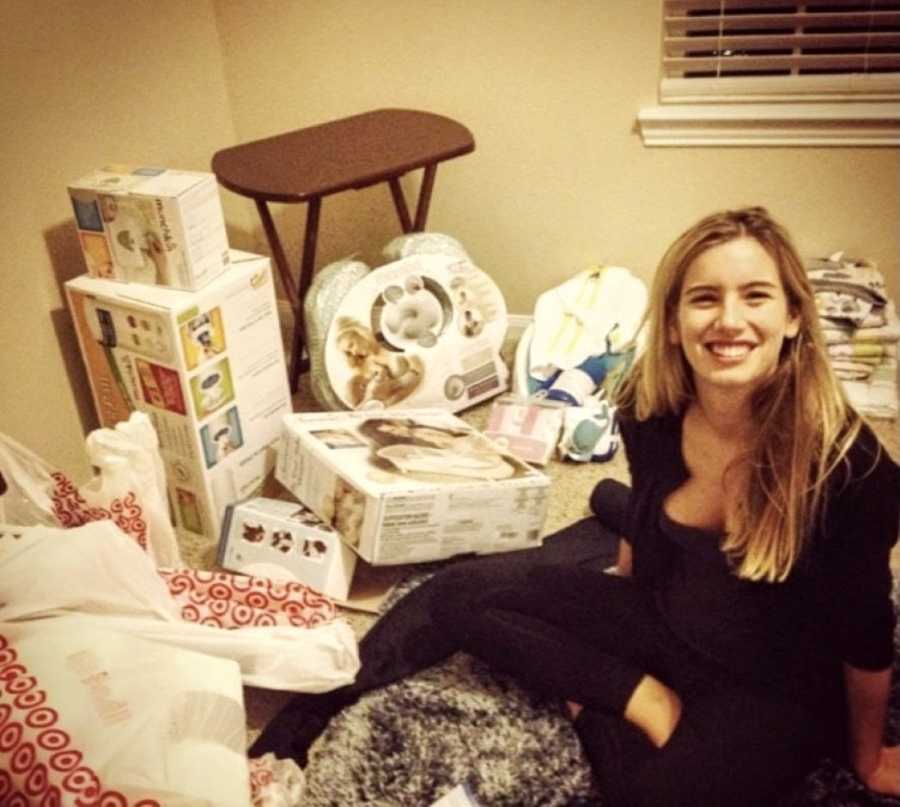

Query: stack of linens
[809,253,899,420]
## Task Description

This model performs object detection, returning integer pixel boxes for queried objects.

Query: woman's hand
[858,744,900,796]
[843,664,896,795]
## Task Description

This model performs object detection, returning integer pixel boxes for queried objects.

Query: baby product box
[68,165,230,290]
[65,250,292,541]
[218,496,357,601]
[322,253,509,413]
[276,409,551,565]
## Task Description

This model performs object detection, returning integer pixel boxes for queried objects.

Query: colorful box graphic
[68,165,230,291]
[276,409,551,566]
[218,496,357,602]
[65,251,292,541]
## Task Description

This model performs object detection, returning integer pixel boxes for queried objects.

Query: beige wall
[3,0,898,477]
[0,1,241,476]
[213,0,899,312]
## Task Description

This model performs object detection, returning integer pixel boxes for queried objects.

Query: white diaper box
[65,250,292,541]
[68,165,230,291]
[218,496,357,601]
[275,409,551,565]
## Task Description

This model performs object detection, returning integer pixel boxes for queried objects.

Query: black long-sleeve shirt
[618,410,899,702]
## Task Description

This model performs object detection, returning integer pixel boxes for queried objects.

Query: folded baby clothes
[831,361,874,380]
[809,254,899,419]
[822,300,900,345]
[809,253,889,329]
[827,342,889,360]
[841,358,899,419]
[808,253,887,300]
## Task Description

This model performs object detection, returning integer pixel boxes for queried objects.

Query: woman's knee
[427,556,546,639]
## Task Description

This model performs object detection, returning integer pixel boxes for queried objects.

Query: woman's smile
[705,340,756,360]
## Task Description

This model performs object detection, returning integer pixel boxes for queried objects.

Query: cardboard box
[68,165,230,290]
[65,251,292,540]
[276,409,551,565]
[483,395,565,466]
[218,497,357,601]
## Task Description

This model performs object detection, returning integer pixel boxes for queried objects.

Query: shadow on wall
[43,220,100,438]
[265,179,424,282]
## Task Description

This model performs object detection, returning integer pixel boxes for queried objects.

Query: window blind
[661,0,900,102]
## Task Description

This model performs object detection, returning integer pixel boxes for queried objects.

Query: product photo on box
[218,496,357,602]
[65,251,292,541]
[276,409,551,565]
[322,253,509,412]
[68,164,231,290]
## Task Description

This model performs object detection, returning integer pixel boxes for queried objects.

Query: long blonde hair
[616,207,862,582]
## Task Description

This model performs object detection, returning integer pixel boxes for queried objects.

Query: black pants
[428,560,830,807]
[251,483,832,806]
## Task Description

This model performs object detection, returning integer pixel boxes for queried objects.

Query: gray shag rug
[299,576,900,807]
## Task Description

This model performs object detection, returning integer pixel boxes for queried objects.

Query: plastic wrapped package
[382,231,470,262]
[304,256,371,410]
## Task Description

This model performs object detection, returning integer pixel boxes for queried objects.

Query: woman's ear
[785,308,801,339]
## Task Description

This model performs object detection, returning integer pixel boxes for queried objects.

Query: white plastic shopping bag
[0,412,182,567]
[0,519,179,623]
[54,412,183,567]
[0,521,360,692]
[0,619,252,806]
[0,431,58,527]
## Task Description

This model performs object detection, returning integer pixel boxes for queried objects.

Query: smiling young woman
[613,207,898,800]
[617,207,857,583]
[252,208,899,806]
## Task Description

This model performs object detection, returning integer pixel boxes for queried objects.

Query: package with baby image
[276,409,551,565]
[322,253,509,412]
[65,250,291,542]
[68,164,230,291]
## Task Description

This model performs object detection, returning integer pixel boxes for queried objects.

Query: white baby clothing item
[528,265,647,381]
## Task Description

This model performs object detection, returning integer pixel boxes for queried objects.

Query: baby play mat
[324,254,508,412]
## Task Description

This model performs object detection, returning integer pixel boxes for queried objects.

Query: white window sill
[637,102,900,147]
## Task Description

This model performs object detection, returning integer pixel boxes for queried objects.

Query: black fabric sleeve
[614,412,642,547]
[823,426,899,670]
[617,411,641,490]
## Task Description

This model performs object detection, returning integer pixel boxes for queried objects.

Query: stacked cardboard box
[68,165,230,290]
[66,166,292,543]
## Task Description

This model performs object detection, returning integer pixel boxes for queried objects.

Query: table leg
[289,196,322,392]
[255,200,297,301]
[413,163,438,231]
[388,177,413,233]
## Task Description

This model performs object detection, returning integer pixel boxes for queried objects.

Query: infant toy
[324,251,508,413]
[513,265,647,464]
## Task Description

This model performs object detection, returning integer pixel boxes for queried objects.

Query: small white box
[68,165,230,290]
[276,409,551,565]
[217,497,357,601]
[66,251,292,540]
[482,395,565,466]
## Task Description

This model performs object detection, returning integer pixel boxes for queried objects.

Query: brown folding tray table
[211,108,476,392]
